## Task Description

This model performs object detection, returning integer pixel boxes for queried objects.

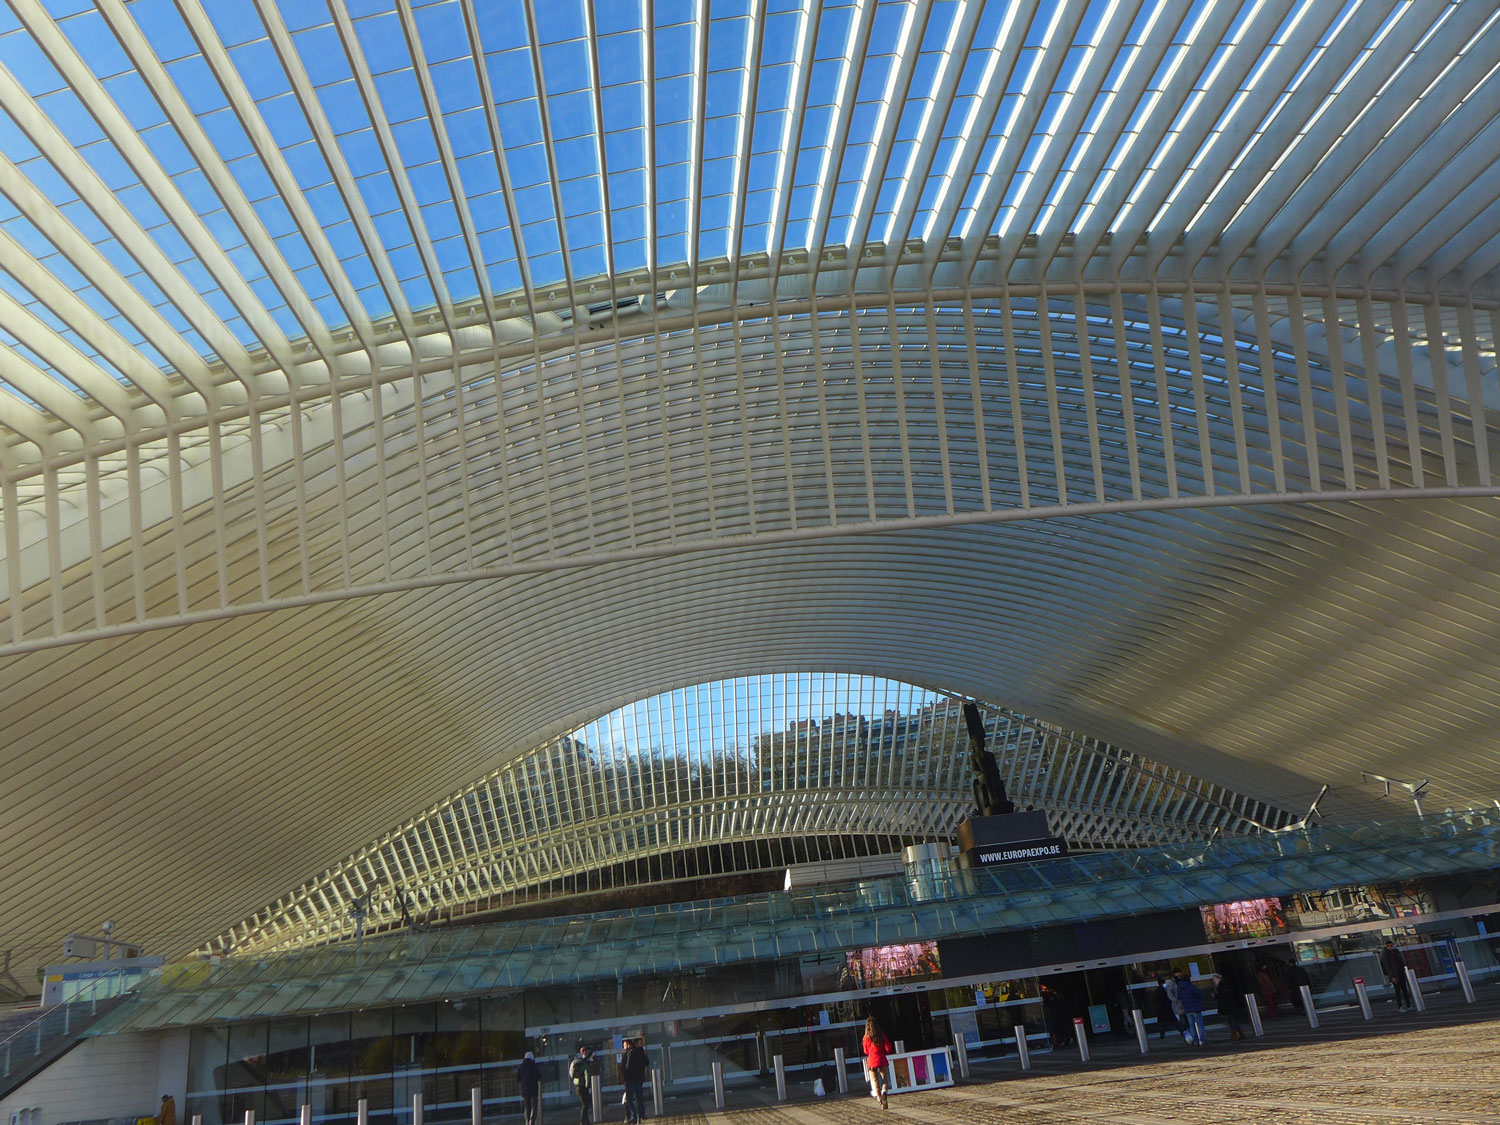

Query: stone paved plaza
[642,991,1500,1125]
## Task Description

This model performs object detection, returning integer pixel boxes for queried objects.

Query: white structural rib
[5,0,1500,980]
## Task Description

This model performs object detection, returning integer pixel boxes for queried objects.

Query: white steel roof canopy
[4,0,1500,979]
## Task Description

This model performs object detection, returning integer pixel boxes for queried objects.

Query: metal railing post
[952,1032,970,1077]
[1014,1026,1031,1071]
[773,1053,786,1100]
[1299,985,1318,1028]
[1131,1008,1149,1053]
[1455,960,1476,1003]
[1406,967,1426,1012]
[1245,993,1264,1037]
[1353,976,1373,1020]
[711,1060,725,1108]
[833,1046,848,1093]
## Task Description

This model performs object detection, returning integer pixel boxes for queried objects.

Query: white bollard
[1131,1007,1149,1053]
[774,1053,787,1101]
[833,1046,848,1093]
[1014,1025,1031,1071]
[245,1112,255,1125]
[1406,967,1427,1012]
[652,1064,665,1115]
[300,1108,311,1125]
[953,1032,970,1078]
[471,1085,481,1125]
[1299,984,1318,1028]
[590,1073,602,1121]
[1073,1017,1089,1062]
[192,1117,203,1125]
[1353,976,1373,1020]
[1245,993,1265,1037]
[357,1100,368,1125]
[1456,960,1476,1003]
[711,1060,726,1108]
[413,1092,423,1125]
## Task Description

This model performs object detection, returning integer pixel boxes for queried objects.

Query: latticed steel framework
[4,1,1500,976]
[213,676,1292,955]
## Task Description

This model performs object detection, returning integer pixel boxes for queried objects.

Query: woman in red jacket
[862,1015,893,1109]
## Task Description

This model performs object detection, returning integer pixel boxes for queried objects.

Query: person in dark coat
[517,1050,541,1125]
[1153,976,1177,1039]
[1382,941,1414,1011]
[1176,972,1207,1045]
[622,1037,650,1123]
[1214,974,1245,1040]
[569,1044,595,1125]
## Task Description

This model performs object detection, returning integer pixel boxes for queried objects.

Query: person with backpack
[621,1037,650,1123]
[569,1044,595,1125]
[517,1051,541,1125]
[862,1015,893,1109]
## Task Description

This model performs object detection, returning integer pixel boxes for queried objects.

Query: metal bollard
[1014,1025,1031,1071]
[1244,993,1264,1037]
[1073,1017,1089,1062]
[711,1060,725,1108]
[245,1112,255,1125]
[471,1086,482,1125]
[1353,976,1373,1020]
[413,1093,424,1125]
[590,1073,602,1121]
[833,1046,848,1093]
[192,1117,202,1125]
[1406,967,1427,1012]
[1456,960,1476,1003]
[1299,984,1318,1028]
[358,1100,368,1125]
[953,1032,970,1078]
[652,1065,665,1116]
[301,1108,311,1125]
[774,1053,787,1101]
[895,1039,905,1053]
[1131,1008,1149,1053]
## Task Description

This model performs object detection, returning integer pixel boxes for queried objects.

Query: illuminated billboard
[845,941,941,987]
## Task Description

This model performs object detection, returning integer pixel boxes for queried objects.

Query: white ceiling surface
[5,0,1500,977]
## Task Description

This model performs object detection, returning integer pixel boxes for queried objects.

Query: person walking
[1177,973,1207,1045]
[1166,970,1187,1035]
[517,1050,542,1125]
[862,1015,894,1110]
[569,1044,595,1125]
[1382,941,1414,1011]
[1153,975,1177,1039]
[621,1037,649,1123]
[1257,963,1279,1020]
[1214,974,1245,1040]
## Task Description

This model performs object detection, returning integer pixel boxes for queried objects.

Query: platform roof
[5,0,1500,980]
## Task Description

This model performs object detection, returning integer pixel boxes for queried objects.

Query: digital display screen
[1200,897,1289,940]
[845,940,941,987]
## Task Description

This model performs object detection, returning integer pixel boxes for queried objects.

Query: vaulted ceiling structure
[5,0,1500,980]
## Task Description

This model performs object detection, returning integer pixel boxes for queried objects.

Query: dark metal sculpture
[963,701,1015,817]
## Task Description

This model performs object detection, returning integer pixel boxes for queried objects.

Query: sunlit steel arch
[211,682,1293,957]
[3,0,1500,983]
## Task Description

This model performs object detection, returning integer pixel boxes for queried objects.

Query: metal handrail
[1,968,132,1079]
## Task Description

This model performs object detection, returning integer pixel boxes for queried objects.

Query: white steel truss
[213,678,1292,956]
[3,0,1500,981]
